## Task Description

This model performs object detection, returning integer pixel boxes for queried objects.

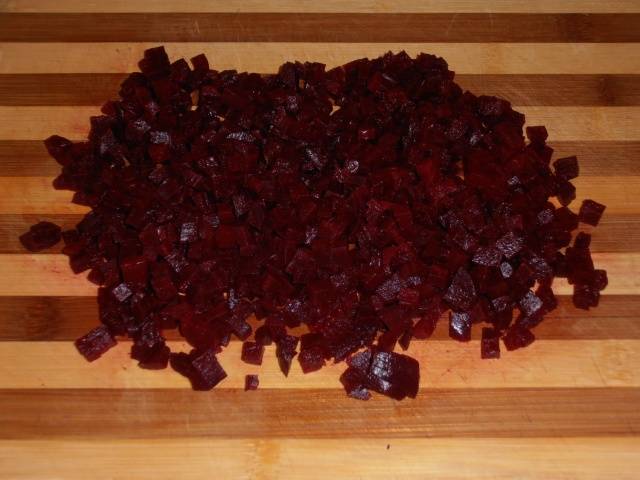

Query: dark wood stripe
[1,74,639,106]
[1,387,637,439]
[0,13,638,42]
[0,295,636,341]
[2,213,638,254]
[2,141,640,177]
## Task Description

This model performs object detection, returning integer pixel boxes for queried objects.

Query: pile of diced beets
[23,47,607,400]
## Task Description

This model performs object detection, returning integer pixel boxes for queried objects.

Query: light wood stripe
[0,175,630,216]
[1,13,638,43]
[0,295,637,342]
[3,106,639,141]
[2,73,639,106]
[3,43,640,74]
[1,438,639,480]
[0,252,631,296]
[2,213,638,254]
[0,339,637,389]
[4,0,640,14]
[3,140,638,177]
[1,387,638,438]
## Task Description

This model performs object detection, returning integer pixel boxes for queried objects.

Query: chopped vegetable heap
[25,47,607,400]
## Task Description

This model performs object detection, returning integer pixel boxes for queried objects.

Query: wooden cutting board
[1,1,639,478]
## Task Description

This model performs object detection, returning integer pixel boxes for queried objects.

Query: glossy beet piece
[35,46,608,400]
[170,348,227,390]
[503,325,535,351]
[579,199,606,226]
[481,328,500,359]
[19,221,61,252]
[75,326,116,361]
[245,374,259,391]
[241,341,264,366]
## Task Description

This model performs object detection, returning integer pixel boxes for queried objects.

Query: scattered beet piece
[245,374,259,391]
[503,325,535,351]
[481,328,500,359]
[241,341,264,366]
[579,199,606,226]
[19,221,61,252]
[37,47,607,400]
[75,325,116,361]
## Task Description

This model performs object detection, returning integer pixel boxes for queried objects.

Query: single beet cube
[519,291,543,317]
[276,335,299,377]
[573,284,600,310]
[592,269,608,291]
[241,341,264,366]
[449,311,472,342]
[526,126,548,145]
[367,350,420,400]
[553,156,579,181]
[579,199,606,226]
[472,246,502,267]
[75,326,117,361]
[245,374,259,391]
[340,366,371,401]
[481,328,500,359]
[495,232,524,259]
[503,325,535,351]
[190,348,228,390]
[444,268,477,311]
[556,180,576,207]
[44,135,73,166]
[19,221,62,252]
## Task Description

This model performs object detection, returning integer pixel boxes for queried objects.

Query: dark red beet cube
[276,335,299,377]
[503,325,535,351]
[75,326,117,361]
[367,350,420,400]
[553,156,579,181]
[574,232,591,249]
[481,328,500,359]
[19,221,61,252]
[245,374,259,391]
[178,348,227,391]
[573,284,600,310]
[444,268,477,311]
[449,311,471,342]
[241,341,264,366]
[526,126,548,145]
[579,199,606,226]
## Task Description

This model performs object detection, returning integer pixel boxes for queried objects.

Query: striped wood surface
[0,1,639,479]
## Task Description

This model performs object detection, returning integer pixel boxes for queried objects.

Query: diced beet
[553,156,579,181]
[241,341,264,366]
[579,199,606,226]
[444,268,476,311]
[19,221,61,252]
[245,374,259,391]
[171,348,227,391]
[276,335,299,377]
[32,47,607,400]
[75,326,117,361]
[449,311,472,342]
[503,325,535,351]
[481,328,500,359]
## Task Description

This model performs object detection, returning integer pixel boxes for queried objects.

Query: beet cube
[75,326,117,361]
[481,328,500,359]
[503,325,535,351]
[241,341,264,366]
[19,221,61,252]
[553,156,579,181]
[245,374,259,391]
[444,268,477,311]
[579,199,606,226]
[449,311,472,342]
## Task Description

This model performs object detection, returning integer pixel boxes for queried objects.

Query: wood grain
[3,43,640,74]
[4,0,640,14]
[2,73,639,106]
[2,13,639,43]
[1,387,638,439]
[1,438,639,480]
[1,295,638,341]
